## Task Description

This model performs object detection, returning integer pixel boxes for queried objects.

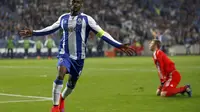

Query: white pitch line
[0,99,51,104]
[0,93,51,100]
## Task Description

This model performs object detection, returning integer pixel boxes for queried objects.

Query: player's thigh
[57,58,71,79]
[171,71,181,85]
[68,67,84,88]
[67,74,79,89]
[69,59,84,77]
[163,80,179,89]
[57,66,67,79]
[161,81,176,97]
[162,79,179,95]
[67,60,84,89]
[163,73,180,89]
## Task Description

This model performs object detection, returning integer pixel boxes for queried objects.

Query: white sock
[52,82,63,105]
[61,86,73,99]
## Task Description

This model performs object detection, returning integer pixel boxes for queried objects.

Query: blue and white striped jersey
[32,13,122,60]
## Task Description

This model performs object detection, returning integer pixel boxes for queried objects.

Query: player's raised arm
[87,16,135,56]
[19,16,61,37]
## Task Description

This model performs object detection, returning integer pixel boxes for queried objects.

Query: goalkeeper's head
[149,39,161,51]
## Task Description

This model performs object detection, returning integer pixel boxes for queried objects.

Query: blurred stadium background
[0,0,200,59]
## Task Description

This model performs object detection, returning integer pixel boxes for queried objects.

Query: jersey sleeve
[156,51,166,84]
[32,16,62,36]
[87,16,122,48]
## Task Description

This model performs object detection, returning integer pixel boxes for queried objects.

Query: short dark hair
[152,39,161,48]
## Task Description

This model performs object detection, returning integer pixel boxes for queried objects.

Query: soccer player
[35,39,43,59]
[19,0,135,112]
[6,36,15,59]
[44,36,56,59]
[18,39,35,59]
[149,39,192,97]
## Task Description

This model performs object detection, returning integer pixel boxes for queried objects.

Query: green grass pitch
[0,56,200,112]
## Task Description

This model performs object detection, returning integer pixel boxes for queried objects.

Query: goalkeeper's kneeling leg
[160,86,186,97]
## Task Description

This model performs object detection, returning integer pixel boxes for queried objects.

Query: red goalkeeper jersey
[152,50,176,83]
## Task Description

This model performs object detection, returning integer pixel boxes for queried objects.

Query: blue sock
[54,79,63,85]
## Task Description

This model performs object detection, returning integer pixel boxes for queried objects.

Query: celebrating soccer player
[19,0,135,112]
[149,39,192,97]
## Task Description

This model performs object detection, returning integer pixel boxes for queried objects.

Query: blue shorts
[57,57,84,79]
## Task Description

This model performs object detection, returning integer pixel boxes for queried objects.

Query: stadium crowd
[0,0,200,55]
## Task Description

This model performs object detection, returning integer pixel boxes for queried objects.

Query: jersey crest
[77,18,82,25]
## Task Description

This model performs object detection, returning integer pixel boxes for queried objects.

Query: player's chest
[61,16,86,32]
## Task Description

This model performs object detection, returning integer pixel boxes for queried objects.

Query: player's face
[149,41,156,51]
[70,0,83,12]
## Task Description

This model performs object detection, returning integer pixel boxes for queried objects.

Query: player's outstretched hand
[19,28,32,37]
[119,44,135,56]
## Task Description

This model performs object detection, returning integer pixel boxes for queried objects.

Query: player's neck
[71,11,81,16]
[154,48,159,52]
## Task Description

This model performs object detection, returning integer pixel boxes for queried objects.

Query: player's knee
[160,91,167,97]
[57,71,66,80]
[57,75,65,80]
[67,79,77,89]
[67,75,78,89]
[57,66,67,80]
[67,82,76,89]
